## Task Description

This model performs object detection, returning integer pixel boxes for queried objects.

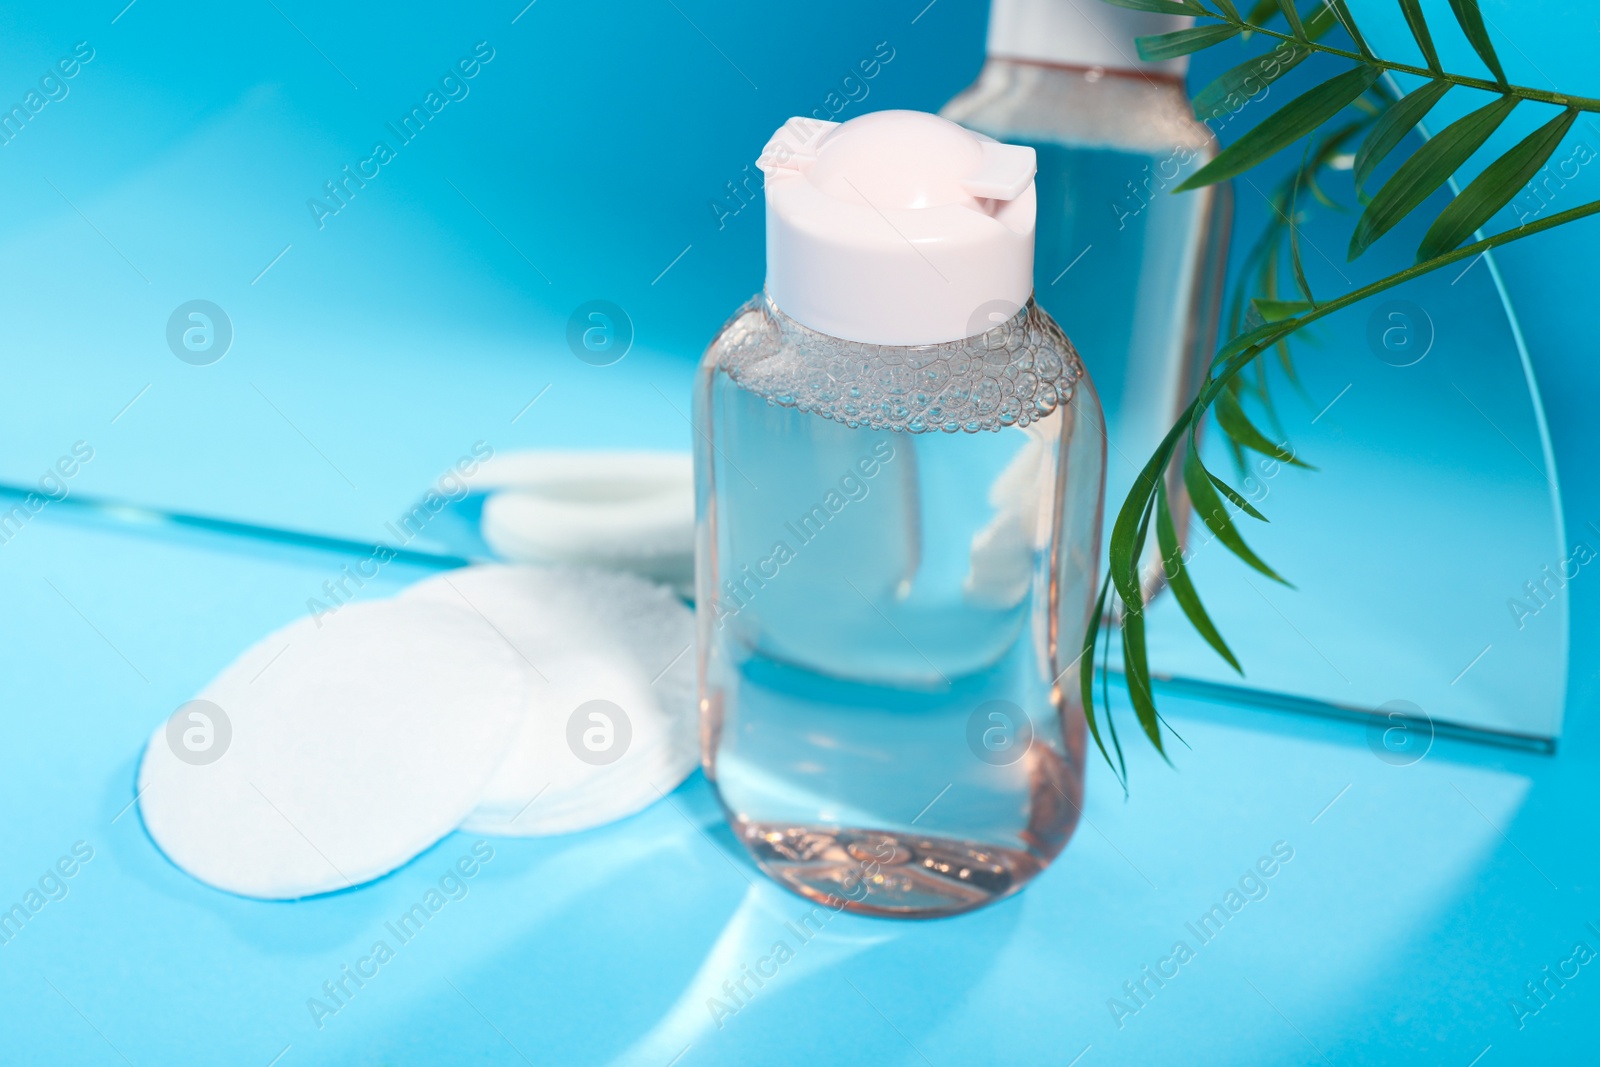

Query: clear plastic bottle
[694,111,1105,918]
[942,0,1230,592]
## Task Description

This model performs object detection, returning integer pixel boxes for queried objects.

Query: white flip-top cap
[988,0,1193,76]
[759,110,1037,346]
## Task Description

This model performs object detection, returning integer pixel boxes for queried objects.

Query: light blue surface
[2,1,1598,1064]
[3,507,1598,1064]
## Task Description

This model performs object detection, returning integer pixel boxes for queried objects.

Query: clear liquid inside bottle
[943,60,1230,592]
[694,296,1105,918]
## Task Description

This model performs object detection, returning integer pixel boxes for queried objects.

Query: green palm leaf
[1447,0,1506,83]
[1349,94,1518,259]
[1354,78,1452,194]
[1192,43,1309,120]
[1178,64,1380,191]
[1108,482,1154,604]
[1218,320,1291,361]
[1275,0,1305,39]
[1109,405,1194,607]
[1215,389,1311,466]
[1243,0,1279,29]
[1137,23,1243,62]
[1113,493,1165,755]
[1156,481,1242,673]
[1209,470,1269,520]
[1289,192,1314,303]
[1079,576,1120,783]
[1327,0,1373,59]
[1418,108,1578,259]
[1398,0,1441,71]
[1098,0,1206,12]
[1251,298,1314,321]
[1120,602,1166,755]
[1183,447,1289,583]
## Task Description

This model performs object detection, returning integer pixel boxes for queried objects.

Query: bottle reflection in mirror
[943,0,1232,597]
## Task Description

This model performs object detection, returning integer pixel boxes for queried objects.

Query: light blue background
[0,1,1596,1064]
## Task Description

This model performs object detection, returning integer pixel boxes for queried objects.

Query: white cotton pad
[471,450,695,592]
[402,564,698,836]
[481,491,694,589]
[467,450,692,498]
[137,600,529,900]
